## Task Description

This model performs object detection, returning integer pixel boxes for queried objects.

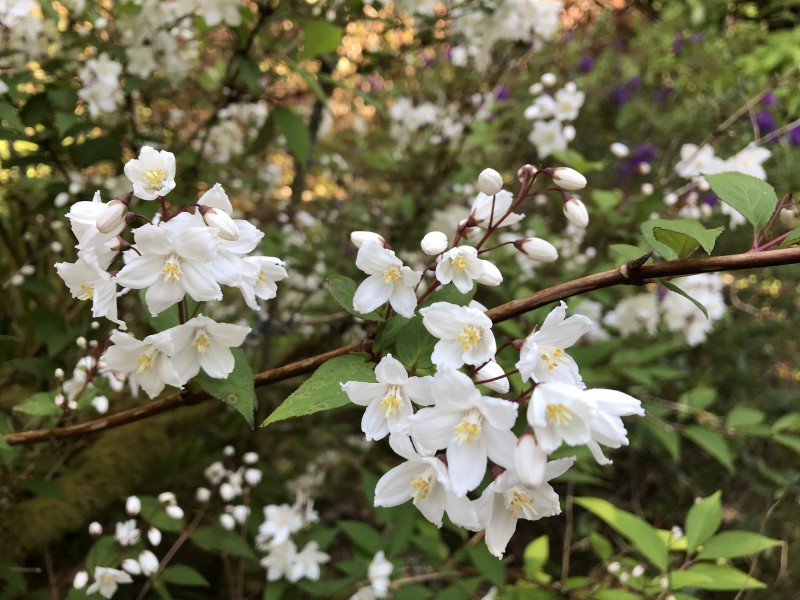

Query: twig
[6,247,800,446]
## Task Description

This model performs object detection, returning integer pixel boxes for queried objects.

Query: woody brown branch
[6,246,800,446]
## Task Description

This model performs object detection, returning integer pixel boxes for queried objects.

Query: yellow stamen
[546,403,572,426]
[539,347,564,371]
[383,266,400,284]
[452,254,467,271]
[454,411,482,444]
[506,489,536,517]
[145,169,165,188]
[410,474,433,501]
[456,325,482,350]
[380,389,402,417]
[256,269,267,285]
[136,353,153,373]
[162,254,182,282]
[194,332,211,354]
[78,283,94,301]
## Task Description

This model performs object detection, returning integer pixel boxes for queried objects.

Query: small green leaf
[523,535,549,577]
[660,280,708,319]
[396,316,436,370]
[194,348,257,427]
[592,189,623,210]
[373,314,409,354]
[609,244,650,262]
[705,172,779,232]
[641,218,724,259]
[468,543,505,585]
[420,284,475,308]
[682,425,734,472]
[327,275,385,321]
[678,564,766,590]
[726,407,765,429]
[338,521,383,555]
[697,531,782,559]
[659,569,713,590]
[273,107,311,164]
[14,392,60,416]
[678,387,716,410]
[588,532,613,560]
[550,148,605,172]
[779,227,800,248]
[0,100,24,131]
[773,434,800,453]
[301,20,343,58]
[684,490,722,553]
[190,526,256,560]
[24,479,66,499]
[574,497,668,571]
[86,536,119,572]
[160,565,210,587]
[261,354,375,427]
[595,591,642,600]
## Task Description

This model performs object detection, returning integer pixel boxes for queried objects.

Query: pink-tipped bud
[551,167,587,191]
[563,197,589,228]
[96,199,128,234]
[201,207,239,241]
[477,168,503,196]
[516,237,558,262]
[350,230,386,249]
[517,164,538,182]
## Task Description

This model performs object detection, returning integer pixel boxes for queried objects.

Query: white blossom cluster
[525,74,584,158]
[340,168,644,558]
[78,53,124,118]
[388,97,466,152]
[600,273,727,347]
[199,445,263,530]
[72,493,184,598]
[55,145,288,400]
[197,101,270,163]
[350,551,394,600]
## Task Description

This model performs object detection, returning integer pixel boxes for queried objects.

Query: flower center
[193,331,211,354]
[162,253,182,281]
[454,410,482,444]
[136,353,153,373]
[456,325,482,350]
[102,573,116,585]
[78,283,95,301]
[539,346,563,371]
[506,489,536,518]
[383,266,400,284]
[145,169,165,189]
[410,471,433,501]
[380,386,403,417]
[452,254,467,271]
[256,269,267,285]
[546,403,572,426]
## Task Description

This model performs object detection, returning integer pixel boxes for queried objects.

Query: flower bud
[551,167,587,191]
[126,495,141,516]
[244,468,262,487]
[158,491,176,505]
[515,432,547,488]
[54,394,65,407]
[54,368,65,379]
[638,162,652,175]
[516,237,558,262]
[139,550,159,576]
[632,565,645,577]
[165,504,184,520]
[540,72,557,86]
[475,360,509,394]
[220,513,236,531]
[477,168,503,196]
[147,527,162,547]
[350,230,386,249]
[92,395,109,414]
[243,451,259,464]
[664,192,678,206]
[476,260,503,286]
[609,142,630,157]
[96,199,129,234]
[219,482,236,502]
[232,504,250,524]
[121,558,142,575]
[76,336,87,349]
[195,487,212,503]
[780,207,800,229]
[421,231,448,255]
[640,183,654,196]
[73,571,89,589]
[563,197,589,228]
[88,521,103,537]
[528,82,544,95]
[19,264,35,276]
[201,207,240,241]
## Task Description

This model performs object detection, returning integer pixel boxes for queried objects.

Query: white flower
[288,541,330,582]
[352,241,421,318]
[726,144,771,180]
[552,84,585,121]
[477,168,503,196]
[603,293,659,336]
[529,119,571,158]
[220,513,236,530]
[201,207,239,241]
[341,354,433,441]
[239,256,288,310]
[65,191,124,265]
[516,301,591,387]
[470,190,524,228]
[367,551,393,598]
[435,246,487,293]
[540,72,557,87]
[86,567,133,599]
[527,382,597,452]
[674,144,725,179]
[518,237,558,262]
[408,369,517,496]
[374,434,479,529]
[170,314,250,379]
[124,146,177,201]
[114,221,221,316]
[102,330,186,398]
[89,522,103,536]
[476,458,574,558]
[114,519,141,546]
[256,504,304,548]
[95,198,129,235]
[198,0,242,27]
[260,540,297,581]
[420,302,496,368]
[475,360,509,394]
[421,231,448,255]
[563,197,589,228]
[55,249,125,328]
[551,167,587,191]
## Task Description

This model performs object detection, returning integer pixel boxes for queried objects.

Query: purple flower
[761,91,777,106]
[672,32,683,54]
[619,143,659,178]
[755,109,776,134]
[701,192,718,208]
[652,86,674,102]
[626,76,642,92]
[690,32,706,43]
[494,85,511,102]
[578,55,595,73]
[787,125,800,146]
[611,86,629,105]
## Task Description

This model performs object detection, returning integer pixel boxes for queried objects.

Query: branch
[6,247,800,446]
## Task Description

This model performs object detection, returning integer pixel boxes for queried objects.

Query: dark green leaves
[272,107,311,164]
[705,172,779,231]
[684,491,722,553]
[301,20,343,58]
[194,348,257,427]
[641,218,724,260]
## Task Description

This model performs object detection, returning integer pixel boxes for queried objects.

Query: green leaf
[301,20,343,58]
[550,148,605,172]
[682,425,734,472]
[677,564,766,590]
[705,172,779,231]
[86,536,119,572]
[327,275,385,321]
[419,283,475,308]
[468,543,505,586]
[660,279,708,319]
[684,490,722,553]
[523,535,549,577]
[338,521,383,555]
[641,218,724,259]
[595,591,642,600]
[697,531,782,559]
[396,316,436,370]
[642,418,681,462]
[609,244,650,263]
[273,107,311,164]
[772,413,800,432]
[194,348,257,427]
[24,479,67,499]
[773,434,800,453]
[190,526,256,560]
[0,100,24,131]
[160,565,210,587]
[261,354,375,427]
[659,569,713,590]
[592,189,623,210]
[678,386,716,410]
[574,497,668,571]
[589,532,613,560]
[14,391,60,416]
[68,135,121,168]
[779,227,800,248]
[726,407,765,429]
[373,314,410,355]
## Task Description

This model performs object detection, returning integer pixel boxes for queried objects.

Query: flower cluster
[55,145,287,400]
[199,445,264,530]
[388,96,466,151]
[341,167,643,558]
[525,74,584,158]
[78,53,124,118]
